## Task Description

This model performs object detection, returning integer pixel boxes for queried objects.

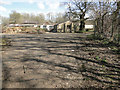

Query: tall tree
[35,13,45,24]
[55,13,68,23]
[9,11,22,24]
[116,1,120,43]
[66,0,92,31]
[1,16,9,26]
[46,12,55,23]
[92,1,116,38]
[22,13,30,22]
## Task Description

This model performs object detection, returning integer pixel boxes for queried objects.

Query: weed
[101,58,107,63]
[83,77,90,81]
[102,40,109,44]
[78,64,86,72]
[95,56,107,64]
[95,56,100,60]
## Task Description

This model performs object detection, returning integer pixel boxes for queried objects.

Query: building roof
[22,21,38,24]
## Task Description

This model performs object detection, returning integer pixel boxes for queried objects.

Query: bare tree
[92,2,115,37]
[66,0,92,31]
[46,12,55,23]
[92,1,119,43]
[37,13,45,24]
[55,13,68,23]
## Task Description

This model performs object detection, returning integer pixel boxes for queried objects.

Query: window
[43,25,46,29]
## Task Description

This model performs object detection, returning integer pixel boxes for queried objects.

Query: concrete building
[53,20,94,33]
[40,22,54,31]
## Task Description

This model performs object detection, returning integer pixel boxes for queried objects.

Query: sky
[0,0,70,17]
[0,0,117,18]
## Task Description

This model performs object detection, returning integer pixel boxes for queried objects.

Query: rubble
[4,27,46,34]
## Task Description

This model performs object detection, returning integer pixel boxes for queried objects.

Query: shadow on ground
[2,33,120,88]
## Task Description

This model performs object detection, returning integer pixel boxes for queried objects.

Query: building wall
[40,25,54,31]
[55,20,94,33]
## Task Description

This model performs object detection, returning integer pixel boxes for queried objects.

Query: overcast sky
[0,0,70,17]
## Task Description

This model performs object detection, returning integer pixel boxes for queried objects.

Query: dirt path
[1,33,120,88]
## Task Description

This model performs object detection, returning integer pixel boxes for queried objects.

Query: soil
[1,33,120,89]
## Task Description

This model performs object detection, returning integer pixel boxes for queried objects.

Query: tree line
[1,11,68,26]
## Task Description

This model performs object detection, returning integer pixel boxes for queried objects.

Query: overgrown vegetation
[65,1,120,44]
[87,33,120,46]
[93,1,120,44]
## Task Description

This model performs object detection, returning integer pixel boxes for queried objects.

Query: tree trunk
[79,20,85,31]
[117,1,120,44]
[79,14,85,31]
[70,23,72,33]
[110,19,114,41]
[94,20,97,36]
[63,23,65,33]
[74,24,76,33]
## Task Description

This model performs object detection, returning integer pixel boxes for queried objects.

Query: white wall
[85,25,94,29]
[40,25,54,31]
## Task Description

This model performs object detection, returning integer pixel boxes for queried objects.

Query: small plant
[110,46,118,51]
[81,64,86,72]
[84,77,90,81]
[95,56,107,63]
[78,63,86,72]
[102,39,109,44]
[95,56,100,60]
[101,58,107,63]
